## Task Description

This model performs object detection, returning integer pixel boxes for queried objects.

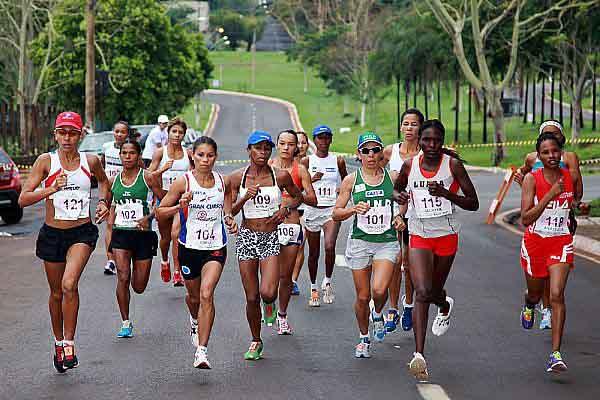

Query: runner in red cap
[19,112,111,372]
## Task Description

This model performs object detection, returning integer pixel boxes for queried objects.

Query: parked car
[0,148,23,224]
[133,125,155,150]
[79,131,113,187]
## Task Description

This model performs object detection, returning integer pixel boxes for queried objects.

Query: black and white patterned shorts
[236,225,280,261]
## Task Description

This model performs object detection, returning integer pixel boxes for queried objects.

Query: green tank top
[112,169,151,230]
[351,168,397,243]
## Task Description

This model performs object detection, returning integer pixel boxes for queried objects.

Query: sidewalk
[497,209,600,264]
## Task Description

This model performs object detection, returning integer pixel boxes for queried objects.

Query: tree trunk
[490,94,507,165]
[571,98,582,141]
[85,0,96,129]
[360,102,366,128]
[343,97,350,116]
[18,0,31,151]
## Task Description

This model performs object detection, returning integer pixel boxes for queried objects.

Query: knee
[131,284,145,294]
[372,287,387,301]
[187,292,200,306]
[199,288,214,306]
[324,243,336,254]
[549,289,565,305]
[414,286,433,303]
[62,279,78,297]
[260,287,277,304]
[356,292,371,306]
[49,289,63,303]
[246,292,260,306]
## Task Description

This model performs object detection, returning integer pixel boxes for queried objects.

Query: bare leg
[292,232,306,282]
[158,215,173,263]
[62,243,93,340]
[322,220,340,280]
[239,259,261,340]
[409,248,434,355]
[351,266,372,335]
[171,215,181,274]
[403,245,414,305]
[197,261,224,346]
[105,222,114,264]
[548,263,570,351]
[259,255,280,304]
[278,244,299,314]
[371,259,395,314]
[388,249,402,309]
[44,262,66,340]
[113,249,133,321]
[541,278,551,309]
[306,230,321,285]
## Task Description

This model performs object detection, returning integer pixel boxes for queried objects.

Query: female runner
[18,112,110,372]
[149,117,192,286]
[519,132,577,373]
[333,132,405,358]
[394,119,479,381]
[270,130,316,334]
[229,131,302,360]
[381,108,423,332]
[108,139,164,338]
[157,136,237,369]
[291,130,310,295]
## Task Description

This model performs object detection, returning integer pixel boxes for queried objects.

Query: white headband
[539,120,563,135]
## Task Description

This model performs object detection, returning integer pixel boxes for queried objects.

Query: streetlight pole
[85,0,96,130]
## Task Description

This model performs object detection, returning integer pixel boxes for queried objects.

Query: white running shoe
[540,308,552,330]
[103,260,116,275]
[432,296,454,336]
[309,289,321,307]
[408,352,428,382]
[193,346,211,369]
[276,315,293,335]
[190,317,199,347]
[355,338,371,358]
[322,283,335,304]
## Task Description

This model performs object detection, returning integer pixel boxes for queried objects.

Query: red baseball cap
[55,111,83,130]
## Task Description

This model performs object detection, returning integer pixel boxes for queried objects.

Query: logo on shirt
[366,190,384,197]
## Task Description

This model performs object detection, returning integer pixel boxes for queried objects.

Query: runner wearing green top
[333,132,406,358]
[108,139,165,338]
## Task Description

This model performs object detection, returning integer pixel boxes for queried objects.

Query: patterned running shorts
[236,225,280,261]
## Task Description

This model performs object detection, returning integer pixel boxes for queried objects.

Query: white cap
[158,115,169,123]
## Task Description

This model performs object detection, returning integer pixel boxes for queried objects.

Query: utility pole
[85,0,96,130]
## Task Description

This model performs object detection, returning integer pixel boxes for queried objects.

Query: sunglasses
[55,128,82,135]
[360,146,382,155]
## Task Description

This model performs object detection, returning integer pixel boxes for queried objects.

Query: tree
[33,0,213,125]
[209,9,265,50]
[422,0,595,164]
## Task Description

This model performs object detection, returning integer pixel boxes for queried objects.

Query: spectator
[142,115,169,167]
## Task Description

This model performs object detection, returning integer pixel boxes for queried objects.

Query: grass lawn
[206,51,600,167]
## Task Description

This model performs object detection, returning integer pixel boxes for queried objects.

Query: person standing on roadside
[142,115,169,168]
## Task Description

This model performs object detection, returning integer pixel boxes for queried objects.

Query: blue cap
[247,130,275,146]
[357,132,383,149]
[312,125,333,137]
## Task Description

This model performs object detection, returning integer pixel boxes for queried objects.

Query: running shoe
[160,261,171,283]
[384,309,400,333]
[244,341,263,361]
[291,282,300,296]
[53,343,66,373]
[276,315,293,335]
[103,260,116,275]
[173,271,184,287]
[355,337,371,358]
[401,295,414,331]
[432,296,454,336]
[546,351,567,373]
[322,283,335,304]
[540,308,552,330]
[193,346,211,369]
[190,317,199,347]
[372,311,386,343]
[116,320,134,338]
[62,343,78,369]
[408,352,429,382]
[263,302,277,326]
[309,289,320,307]
[521,304,535,330]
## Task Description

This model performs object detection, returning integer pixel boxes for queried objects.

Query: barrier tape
[453,136,600,149]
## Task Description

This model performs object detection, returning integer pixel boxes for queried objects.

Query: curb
[203,103,220,138]
[495,207,600,264]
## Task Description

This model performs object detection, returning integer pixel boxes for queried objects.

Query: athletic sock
[359,333,370,342]
[278,312,287,318]
[322,277,332,286]
[388,307,399,314]
[122,320,131,327]
[311,283,318,291]
[403,297,414,308]
[54,338,63,346]
[372,310,383,320]
[63,340,74,346]
[190,316,198,325]
[198,345,207,351]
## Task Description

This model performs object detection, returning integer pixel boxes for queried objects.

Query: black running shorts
[178,243,227,281]
[36,223,99,263]
[109,229,158,261]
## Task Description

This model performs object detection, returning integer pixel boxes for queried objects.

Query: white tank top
[183,171,227,250]
[407,154,460,238]
[308,154,340,206]
[159,146,190,190]
[44,151,92,221]
[102,141,122,179]
[388,143,405,172]
[239,166,282,219]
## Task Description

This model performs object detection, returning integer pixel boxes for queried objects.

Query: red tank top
[525,167,574,238]
[283,161,301,198]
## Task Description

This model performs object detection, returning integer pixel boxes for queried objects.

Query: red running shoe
[173,271,184,287]
[160,261,171,283]
[53,343,66,373]
[62,343,78,369]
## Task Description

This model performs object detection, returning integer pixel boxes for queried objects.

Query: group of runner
[19,108,584,379]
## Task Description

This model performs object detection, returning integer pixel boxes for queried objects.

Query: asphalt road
[1,91,600,400]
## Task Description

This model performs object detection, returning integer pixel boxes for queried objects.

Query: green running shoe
[263,302,277,326]
[244,341,263,360]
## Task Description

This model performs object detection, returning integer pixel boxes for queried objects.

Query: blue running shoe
[401,306,413,331]
[372,311,386,343]
[384,309,400,333]
[291,281,300,296]
[117,321,133,338]
[521,305,535,329]
[546,351,567,373]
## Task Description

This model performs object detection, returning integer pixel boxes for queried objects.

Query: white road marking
[0,231,13,237]
[417,384,452,400]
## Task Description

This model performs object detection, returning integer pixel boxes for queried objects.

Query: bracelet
[224,214,234,220]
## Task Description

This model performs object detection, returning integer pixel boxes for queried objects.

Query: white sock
[197,345,207,352]
[122,320,131,327]
[63,340,74,346]
[190,316,198,325]
[311,283,318,291]
[372,310,383,320]
[403,297,414,308]
[360,333,370,341]
[54,338,63,346]
[323,277,332,286]
[292,280,297,284]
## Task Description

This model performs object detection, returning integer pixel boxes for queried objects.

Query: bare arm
[230,169,251,217]
[144,170,166,200]
[148,147,163,173]
[337,156,348,180]
[222,175,238,234]
[444,158,479,211]
[155,175,187,221]
[566,152,583,203]
[514,152,536,185]
[277,169,302,210]
[393,159,411,207]
[332,174,356,222]
[18,154,59,208]
[298,164,317,207]
[380,144,393,168]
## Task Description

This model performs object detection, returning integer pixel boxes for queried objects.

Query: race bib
[411,189,453,219]
[105,165,122,179]
[243,190,279,219]
[357,205,392,235]
[53,189,90,221]
[278,223,301,245]
[186,219,223,250]
[533,208,570,237]
[314,181,337,206]
[114,202,144,228]
[162,170,183,191]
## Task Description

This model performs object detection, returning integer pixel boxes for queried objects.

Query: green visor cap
[357,132,383,149]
